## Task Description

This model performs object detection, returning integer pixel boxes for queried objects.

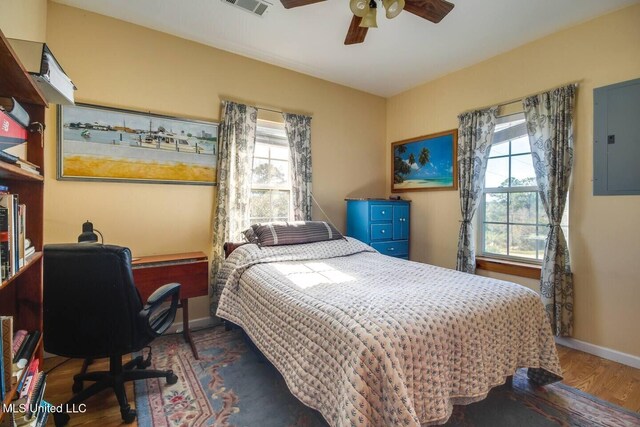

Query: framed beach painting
[391,129,458,192]
[57,103,218,185]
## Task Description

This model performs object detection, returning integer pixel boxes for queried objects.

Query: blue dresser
[345,199,410,260]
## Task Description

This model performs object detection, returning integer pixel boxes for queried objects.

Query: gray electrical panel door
[593,78,640,195]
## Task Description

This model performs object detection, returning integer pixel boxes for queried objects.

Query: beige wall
[0,0,47,42]
[3,1,638,357]
[42,3,386,320]
[387,5,640,356]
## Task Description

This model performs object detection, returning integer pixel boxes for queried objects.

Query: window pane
[509,192,537,224]
[537,194,549,224]
[250,190,271,220]
[271,190,290,218]
[489,141,509,157]
[252,158,270,185]
[509,225,539,259]
[510,136,530,155]
[271,146,289,160]
[271,159,289,185]
[485,157,509,188]
[254,142,269,158]
[484,224,507,255]
[485,193,507,222]
[510,154,536,187]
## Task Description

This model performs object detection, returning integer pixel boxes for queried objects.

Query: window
[249,122,292,223]
[478,113,568,263]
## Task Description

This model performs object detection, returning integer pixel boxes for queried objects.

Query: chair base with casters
[53,352,178,426]
[44,244,182,426]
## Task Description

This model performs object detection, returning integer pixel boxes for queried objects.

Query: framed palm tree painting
[391,129,458,192]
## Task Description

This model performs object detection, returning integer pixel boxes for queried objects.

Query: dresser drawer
[371,240,408,257]
[370,223,392,241]
[370,205,393,221]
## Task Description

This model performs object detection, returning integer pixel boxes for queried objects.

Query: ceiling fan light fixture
[383,0,405,19]
[350,0,370,18]
[359,3,378,28]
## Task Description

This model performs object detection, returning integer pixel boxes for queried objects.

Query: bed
[215,237,562,427]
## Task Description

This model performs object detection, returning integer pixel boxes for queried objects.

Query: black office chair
[43,244,181,426]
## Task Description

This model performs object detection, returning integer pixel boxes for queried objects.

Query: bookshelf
[0,28,47,422]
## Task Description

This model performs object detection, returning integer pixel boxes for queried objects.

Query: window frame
[249,122,293,223]
[477,113,547,266]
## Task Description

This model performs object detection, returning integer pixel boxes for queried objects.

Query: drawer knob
[381,230,385,233]
[389,247,395,251]
[381,210,386,214]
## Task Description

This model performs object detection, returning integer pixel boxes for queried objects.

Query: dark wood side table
[132,251,208,359]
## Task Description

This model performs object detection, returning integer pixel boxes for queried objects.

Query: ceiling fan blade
[280,0,326,9]
[404,0,454,23]
[344,15,368,45]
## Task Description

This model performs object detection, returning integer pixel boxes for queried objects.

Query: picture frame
[391,129,458,192]
[57,103,218,185]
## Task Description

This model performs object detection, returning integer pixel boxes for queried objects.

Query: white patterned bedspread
[216,238,562,427]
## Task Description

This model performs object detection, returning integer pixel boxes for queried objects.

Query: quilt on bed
[215,238,562,427]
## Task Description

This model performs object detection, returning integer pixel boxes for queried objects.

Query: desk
[132,252,208,359]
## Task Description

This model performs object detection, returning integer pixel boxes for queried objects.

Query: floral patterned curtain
[283,113,313,221]
[210,101,257,317]
[523,84,576,337]
[456,107,498,273]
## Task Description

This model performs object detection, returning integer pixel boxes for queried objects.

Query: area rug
[134,326,640,426]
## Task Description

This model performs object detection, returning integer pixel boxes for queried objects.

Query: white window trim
[477,113,547,265]
[249,122,293,223]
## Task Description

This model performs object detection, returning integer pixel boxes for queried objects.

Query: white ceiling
[52,0,638,97]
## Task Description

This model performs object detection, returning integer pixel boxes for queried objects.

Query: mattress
[215,238,562,426]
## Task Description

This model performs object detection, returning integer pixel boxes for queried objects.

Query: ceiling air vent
[222,0,272,17]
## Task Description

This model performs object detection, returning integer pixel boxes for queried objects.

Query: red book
[0,109,28,146]
[18,358,39,400]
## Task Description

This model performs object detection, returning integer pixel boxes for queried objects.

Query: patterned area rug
[134,327,640,426]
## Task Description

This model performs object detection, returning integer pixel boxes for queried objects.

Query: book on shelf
[0,195,18,279]
[23,247,35,260]
[0,411,15,427]
[0,111,27,151]
[12,331,40,378]
[0,196,32,281]
[7,38,76,105]
[0,151,41,177]
[17,206,25,269]
[1,317,13,397]
[0,319,5,401]
[0,98,29,129]
[15,359,38,403]
[0,205,9,281]
[13,372,46,426]
[11,331,28,362]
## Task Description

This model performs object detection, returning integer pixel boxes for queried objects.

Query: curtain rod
[463,81,580,114]
[220,100,313,117]
[257,106,284,114]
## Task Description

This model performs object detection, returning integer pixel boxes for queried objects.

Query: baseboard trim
[555,337,640,369]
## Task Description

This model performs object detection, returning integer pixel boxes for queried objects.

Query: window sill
[476,256,541,280]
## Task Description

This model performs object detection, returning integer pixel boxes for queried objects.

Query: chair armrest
[145,282,181,307]
[139,282,181,337]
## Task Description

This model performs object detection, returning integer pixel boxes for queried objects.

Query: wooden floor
[41,345,640,426]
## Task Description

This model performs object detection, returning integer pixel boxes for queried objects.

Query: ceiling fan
[279,0,455,45]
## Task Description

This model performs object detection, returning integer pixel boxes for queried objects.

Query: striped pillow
[243,221,343,247]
